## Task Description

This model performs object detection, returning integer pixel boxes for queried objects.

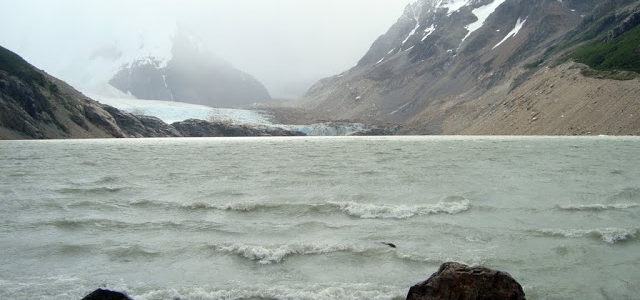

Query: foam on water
[556,203,639,211]
[2,137,640,299]
[329,200,471,219]
[134,283,405,300]
[173,200,472,219]
[210,242,376,264]
[535,228,638,244]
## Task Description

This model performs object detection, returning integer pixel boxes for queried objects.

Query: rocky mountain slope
[109,32,271,108]
[300,0,640,135]
[0,45,300,139]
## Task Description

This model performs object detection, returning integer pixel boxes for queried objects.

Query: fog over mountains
[109,30,272,107]
[1,0,639,138]
[0,0,408,99]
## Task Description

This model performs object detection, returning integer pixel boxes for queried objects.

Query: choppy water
[0,136,639,300]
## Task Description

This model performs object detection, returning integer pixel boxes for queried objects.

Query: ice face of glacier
[90,94,271,125]
[91,94,380,136]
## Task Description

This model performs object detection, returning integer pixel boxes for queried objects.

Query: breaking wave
[179,200,471,219]
[556,203,639,211]
[328,200,471,219]
[534,228,638,244]
[135,282,406,300]
[209,243,379,264]
[208,241,482,266]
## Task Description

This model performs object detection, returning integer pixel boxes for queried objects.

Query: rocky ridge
[299,0,640,135]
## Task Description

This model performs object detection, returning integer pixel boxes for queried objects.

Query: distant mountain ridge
[0,45,300,139]
[109,32,272,108]
[300,0,640,135]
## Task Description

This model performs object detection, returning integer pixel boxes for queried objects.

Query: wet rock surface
[406,262,525,300]
[81,288,133,300]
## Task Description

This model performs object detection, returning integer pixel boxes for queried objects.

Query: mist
[0,0,408,99]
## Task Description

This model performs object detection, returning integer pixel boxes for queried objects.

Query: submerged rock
[81,288,133,300]
[406,262,525,300]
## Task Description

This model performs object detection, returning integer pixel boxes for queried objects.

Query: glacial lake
[0,136,639,299]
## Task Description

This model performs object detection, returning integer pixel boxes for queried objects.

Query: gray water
[0,136,639,300]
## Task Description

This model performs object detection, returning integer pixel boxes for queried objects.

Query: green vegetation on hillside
[0,45,46,86]
[571,24,640,73]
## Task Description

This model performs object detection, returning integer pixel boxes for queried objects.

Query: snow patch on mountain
[402,1,425,45]
[462,0,508,43]
[493,17,528,49]
[422,24,437,41]
[438,0,471,15]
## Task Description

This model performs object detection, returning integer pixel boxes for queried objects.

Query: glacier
[89,94,374,136]
[89,94,271,125]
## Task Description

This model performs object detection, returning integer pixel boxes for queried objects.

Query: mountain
[300,0,640,135]
[109,32,272,108]
[0,45,301,139]
[0,44,143,139]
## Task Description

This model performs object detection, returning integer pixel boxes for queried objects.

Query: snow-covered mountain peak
[126,56,169,69]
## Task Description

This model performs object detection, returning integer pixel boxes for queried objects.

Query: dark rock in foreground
[81,288,132,300]
[407,262,525,300]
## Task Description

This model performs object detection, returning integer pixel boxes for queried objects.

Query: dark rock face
[0,45,130,139]
[108,58,174,101]
[101,105,182,137]
[349,126,400,136]
[406,262,525,300]
[81,288,132,300]
[602,6,640,42]
[110,31,271,107]
[172,119,305,137]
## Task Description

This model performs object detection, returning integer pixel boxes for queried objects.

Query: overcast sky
[0,0,409,98]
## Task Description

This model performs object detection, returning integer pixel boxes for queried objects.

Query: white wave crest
[536,228,638,244]
[211,243,369,264]
[329,200,471,219]
[556,203,639,211]
[181,200,470,219]
[135,282,405,300]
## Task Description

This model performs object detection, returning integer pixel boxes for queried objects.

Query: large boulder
[81,288,133,300]
[406,262,525,300]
